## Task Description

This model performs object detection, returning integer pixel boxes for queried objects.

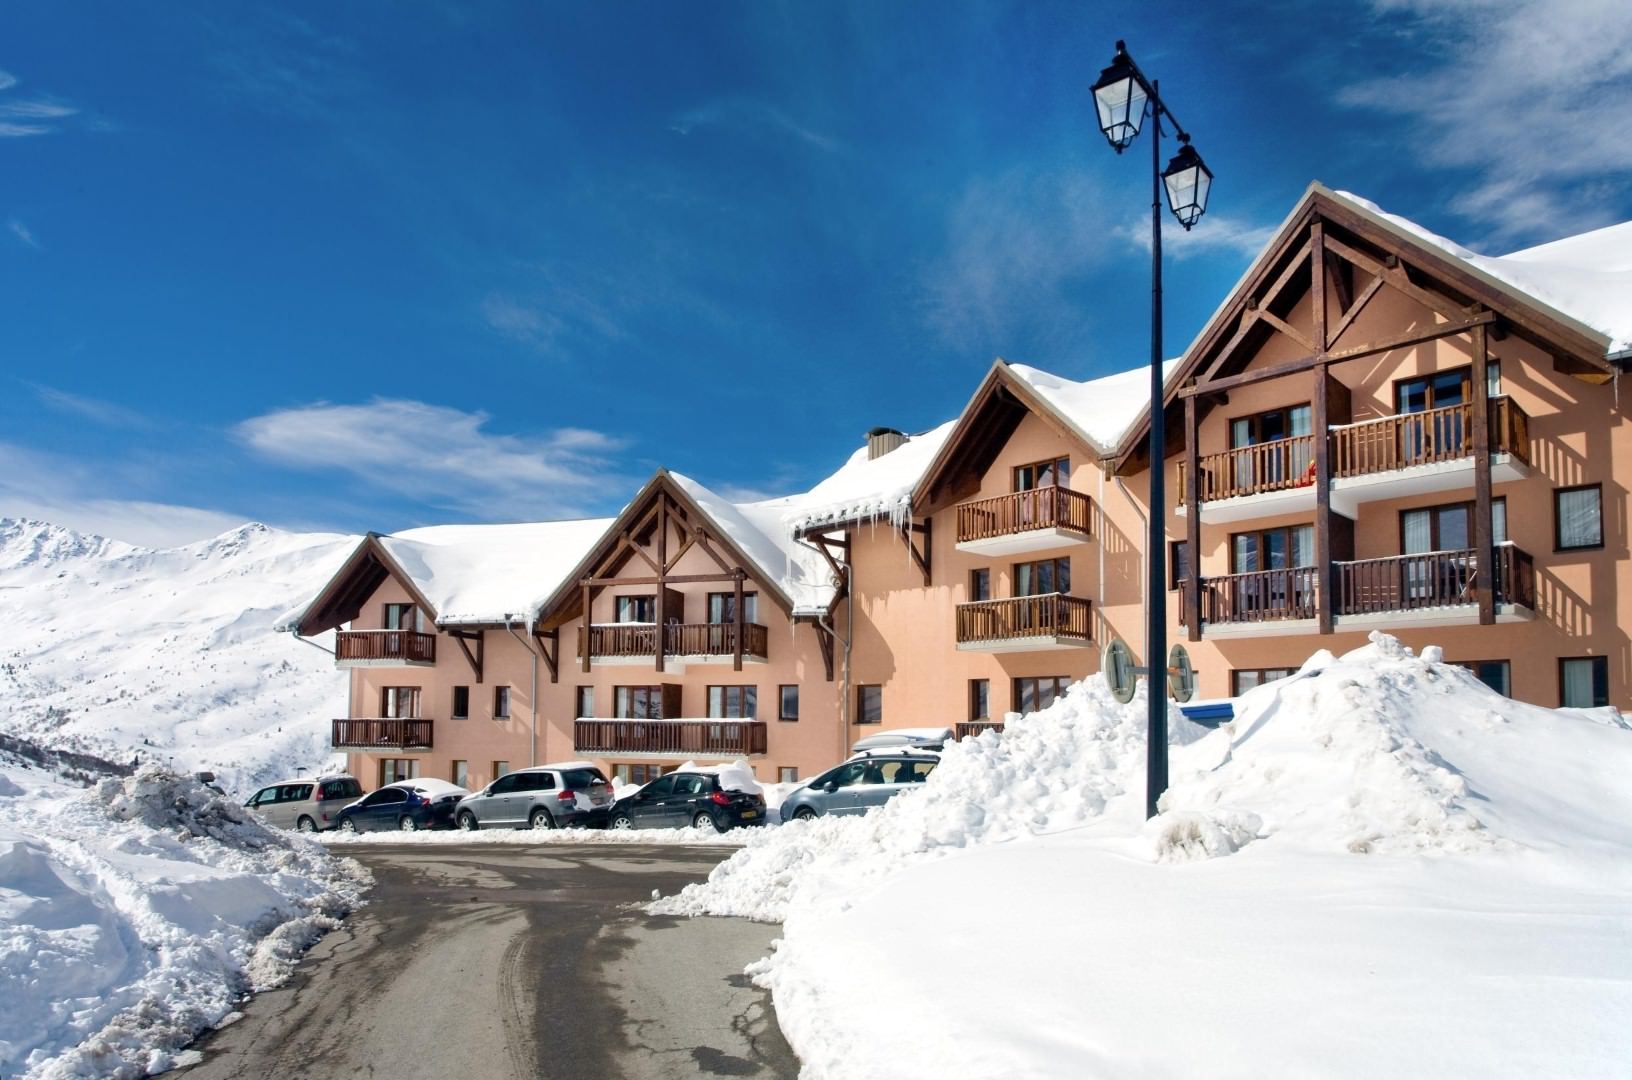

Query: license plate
[740,809,758,819]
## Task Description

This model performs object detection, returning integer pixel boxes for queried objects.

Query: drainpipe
[505,621,540,767]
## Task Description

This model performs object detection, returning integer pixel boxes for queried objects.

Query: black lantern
[1162,140,1212,230]
[1089,43,1147,153]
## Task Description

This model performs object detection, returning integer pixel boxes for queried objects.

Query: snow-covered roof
[777,420,957,535]
[1330,189,1632,356]
[668,474,838,617]
[376,518,613,626]
[1008,359,1184,456]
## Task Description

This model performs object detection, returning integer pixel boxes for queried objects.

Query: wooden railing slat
[572,719,768,755]
[955,487,1092,543]
[954,593,1092,643]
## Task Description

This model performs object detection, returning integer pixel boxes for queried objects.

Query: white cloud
[1341,0,1632,244]
[0,70,16,92]
[7,217,38,248]
[30,384,152,428]
[480,294,564,351]
[0,92,77,137]
[1115,213,1278,262]
[235,399,628,518]
[669,98,839,153]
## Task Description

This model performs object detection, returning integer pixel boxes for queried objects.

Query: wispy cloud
[479,277,632,358]
[0,69,78,137]
[235,399,629,518]
[1115,213,1278,261]
[7,217,38,248]
[669,97,840,153]
[30,384,153,429]
[1340,0,1632,246]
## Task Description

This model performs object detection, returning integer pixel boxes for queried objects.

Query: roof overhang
[292,533,440,637]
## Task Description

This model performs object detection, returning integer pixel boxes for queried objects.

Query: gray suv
[455,763,613,830]
[778,751,939,822]
[244,775,364,832]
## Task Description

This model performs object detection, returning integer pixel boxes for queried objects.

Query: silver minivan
[244,775,364,832]
[455,763,613,830]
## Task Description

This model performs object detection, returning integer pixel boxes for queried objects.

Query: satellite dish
[1167,644,1196,703]
[1103,638,1136,704]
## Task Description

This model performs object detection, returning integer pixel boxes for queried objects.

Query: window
[778,766,799,783]
[1230,526,1314,572]
[451,760,469,788]
[381,686,421,718]
[615,595,655,623]
[969,568,991,602]
[708,685,758,718]
[969,679,990,722]
[383,603,424,632]
[1453,660,1511,697]
[1229,405,1313,487]
[1014,676,1068,714]
[379,759,420,785]
[779,685,799,722]
[451,686,470,720]
[1560,657,1609,708]
[1395,368,1470,414]
[1554,484,1603,551]
[708,592,758,625]
[492,760,511,779]
[614,763,670,785]
[575,686,594,719]
[1231,668,1297,695]
[1014,557,1070,596]
[493,686,511,719]
[856,685,882,725]
[615,685,666,719]
[1014,457,1069,491]
[1169,541,1189,591]
[1395,369,1472,462]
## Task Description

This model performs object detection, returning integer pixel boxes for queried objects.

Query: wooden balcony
[334,629,437,667]
[955,593,1093,652]
[576,623,769,666]
[573,719,768,757]
[955,487,1093,556]
[956,721,1006,740]
[332,717,433,751]
[1182,568,1319,632]
[1337,544,1535,617]
[1179,398,1532,523]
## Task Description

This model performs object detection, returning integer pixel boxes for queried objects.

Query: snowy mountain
[0,518,357,795]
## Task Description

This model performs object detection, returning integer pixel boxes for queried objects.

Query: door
[629,774,678,826]
[1397,370,1470,464]
[823,760,873,816]
[352,788,406,831]
[475,772,525,825]
[1401,503,1472,603]
[669,773,712,826]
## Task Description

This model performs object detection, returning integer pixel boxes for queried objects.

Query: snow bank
[0,767,369,1079]
[652,676,1203,923]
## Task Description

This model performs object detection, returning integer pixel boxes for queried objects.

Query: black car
[607,770,767,832]
[334,780,469,833]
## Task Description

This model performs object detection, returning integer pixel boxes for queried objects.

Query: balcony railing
[955,487,1092,544]
[1337,544,1534,614]
[1182,568,1319,626]
[576,622,769,661]
[956,721,1006,740]
[955,593,1092,645]
[1179,398,1530,504]
[332,717,433,750]
[335,629,437,664]
[573,719,768,756]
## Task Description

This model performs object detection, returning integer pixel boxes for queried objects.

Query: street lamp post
[1089,40,1213,820]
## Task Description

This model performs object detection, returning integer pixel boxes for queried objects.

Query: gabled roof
[777,420,956,534]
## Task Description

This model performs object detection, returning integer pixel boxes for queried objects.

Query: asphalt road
[175,843,799,1079]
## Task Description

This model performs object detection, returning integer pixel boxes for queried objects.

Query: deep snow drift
[657,634,1632,1078]
[0,765,369,1079]
[0,518,355,795]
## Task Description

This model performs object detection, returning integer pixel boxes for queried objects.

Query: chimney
[866,427,907,460]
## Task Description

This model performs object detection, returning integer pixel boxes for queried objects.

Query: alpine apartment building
[283,184,1631,790]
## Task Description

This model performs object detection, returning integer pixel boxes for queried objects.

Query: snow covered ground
[0,519,355,796]
[0,764,369,1079]
[655,634,1632,1078]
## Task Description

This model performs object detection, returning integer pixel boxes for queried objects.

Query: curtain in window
[1562,659,1598,708]
[1402,510,1432,554]
[1492,500,1507,546]
[1557,488,1602,548]
[1292,526,1314,567]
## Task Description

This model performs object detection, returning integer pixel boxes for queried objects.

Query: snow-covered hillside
[0,519,356,796]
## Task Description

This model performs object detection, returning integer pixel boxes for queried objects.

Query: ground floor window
[778,766,798,783]
[450,760,469,788]
[1231,668,1297,696]
[613,763,671,786]
[856,684,882,725]
[969,679,990,721]
[1013,676,1068,714]
[1560,657,1609,708]
[1453,660,1511,697]
[379,758,420,786]
[492,760,510,779]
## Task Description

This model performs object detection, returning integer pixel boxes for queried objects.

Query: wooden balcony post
[733,569,745,672]
[581,580,592,673]
[654,503,668,674]
[1183,390,1201,641]
[1471,321,1495,624]
[1314,363,1334,635]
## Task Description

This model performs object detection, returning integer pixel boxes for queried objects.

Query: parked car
[455,763,613,830]
[333,778,470,833]
[779,750,939,822]
[607,769,768,832]
[243,775,363,833]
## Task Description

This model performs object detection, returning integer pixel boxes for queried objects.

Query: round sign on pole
[1167,644,1196,703]
[1103,638,1136,704]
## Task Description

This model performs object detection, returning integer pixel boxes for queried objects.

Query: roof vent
[866,426,907,460]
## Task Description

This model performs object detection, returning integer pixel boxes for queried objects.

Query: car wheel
[529,808,555,830]
[692,811,724,833]
[399,816,418,832]
[793,807,818,822]
[339,817,358,833]
[609,812,635,830]
[295,815,317,833]
[458,811,478,832]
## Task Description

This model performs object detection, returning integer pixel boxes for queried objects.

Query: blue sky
[3,1,1630,546]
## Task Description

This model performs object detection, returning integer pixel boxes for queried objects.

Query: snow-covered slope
[0,519,356,796]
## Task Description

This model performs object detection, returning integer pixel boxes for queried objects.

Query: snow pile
[652,676,1203,923]
[779,421,956,535]
[0,766,369,1078]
